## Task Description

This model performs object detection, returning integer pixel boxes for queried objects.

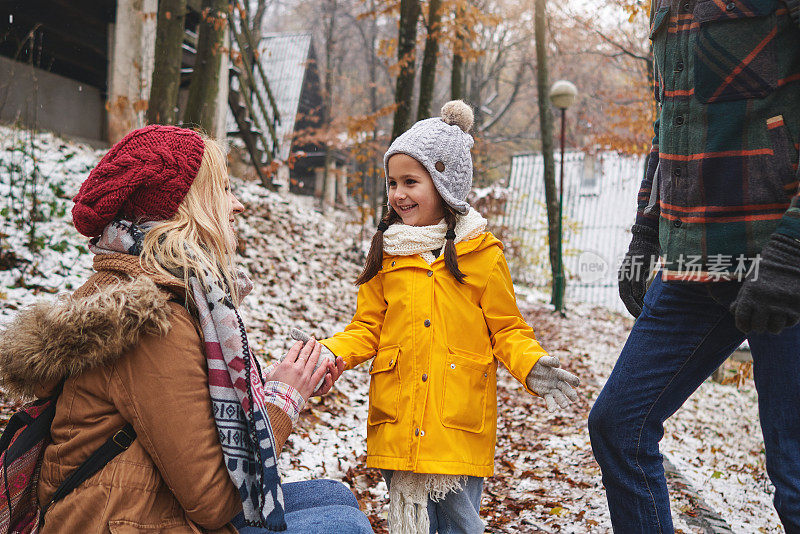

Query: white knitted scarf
[388,472,469,534]
[382,208,487,264]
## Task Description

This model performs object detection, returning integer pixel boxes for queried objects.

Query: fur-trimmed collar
[0,277,174,401]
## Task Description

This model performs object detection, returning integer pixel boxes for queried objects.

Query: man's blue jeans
[588,272,800,533]
[231,479,373,533]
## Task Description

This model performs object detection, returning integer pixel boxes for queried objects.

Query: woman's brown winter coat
[0,254,293,533]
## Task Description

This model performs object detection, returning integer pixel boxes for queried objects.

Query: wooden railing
[226,0,282,188]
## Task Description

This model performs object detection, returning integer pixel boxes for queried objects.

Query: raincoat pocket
[368,345,401,425]
[440,348,493,433]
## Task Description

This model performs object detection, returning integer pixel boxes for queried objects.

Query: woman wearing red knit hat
[0,125,371,533]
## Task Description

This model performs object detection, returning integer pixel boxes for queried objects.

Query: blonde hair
[139,135,240,305]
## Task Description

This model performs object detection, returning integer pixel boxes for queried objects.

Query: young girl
[295,101,580,533]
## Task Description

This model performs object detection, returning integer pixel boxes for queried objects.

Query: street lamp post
[548,80,578,314]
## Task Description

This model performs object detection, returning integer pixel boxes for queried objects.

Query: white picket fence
[501,151,646,313]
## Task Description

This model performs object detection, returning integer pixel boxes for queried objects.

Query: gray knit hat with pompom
[384,100,474,214]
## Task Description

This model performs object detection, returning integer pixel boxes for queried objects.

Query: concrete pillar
[324,162,336,207]
[314,167,325,197]
[276,164,290,193]
[106,0,157,144]
[336,164,348,205]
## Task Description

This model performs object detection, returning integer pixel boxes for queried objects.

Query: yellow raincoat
[321,232,548,477]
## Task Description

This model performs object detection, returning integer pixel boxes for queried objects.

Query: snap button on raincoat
[321,232,548,477]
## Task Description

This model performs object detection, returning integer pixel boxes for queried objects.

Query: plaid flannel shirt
[261,361,306,424]
[638,0,800,281]
[264,380,305,424]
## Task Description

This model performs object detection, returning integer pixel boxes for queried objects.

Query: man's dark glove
[618,224,660,318]
[731,233,800,334]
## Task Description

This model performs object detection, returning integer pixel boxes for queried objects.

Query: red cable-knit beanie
[72,124,206,237]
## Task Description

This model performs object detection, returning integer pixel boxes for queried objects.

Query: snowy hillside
[0,126,782,533]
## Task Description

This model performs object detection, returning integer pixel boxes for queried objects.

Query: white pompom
[440,100,474,133]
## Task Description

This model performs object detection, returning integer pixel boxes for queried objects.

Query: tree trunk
[147,0,186,125]
[241,0,267,77]
[366,0,383,223]
[467,60,482,128]
[391,0,421,143]
[451,54,464,101]
[450,4,465,101]
[417,0,442,121]
[183,0,227,134]
[251,0,268,41]
[533,0,561,304]
[319,0,338,213]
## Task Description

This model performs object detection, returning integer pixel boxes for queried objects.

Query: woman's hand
[290,328,346,397]
[270,339,331,400]
[310,356,346,397]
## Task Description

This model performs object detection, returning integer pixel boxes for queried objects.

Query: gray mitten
[289,328,337,391]
[525,356,580,412]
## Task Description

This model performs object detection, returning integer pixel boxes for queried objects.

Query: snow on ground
[0,125,784,533]
[661,378,779,532]
[500,296,781,533]
[0,127,101,307]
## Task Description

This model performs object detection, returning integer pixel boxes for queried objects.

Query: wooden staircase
[225,2,282,188]
[180,0,282,188]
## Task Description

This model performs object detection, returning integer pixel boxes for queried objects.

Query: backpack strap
[0,411,32,454]
[40,423,136,521]
[40,294,183,520]
[0,382,63,457]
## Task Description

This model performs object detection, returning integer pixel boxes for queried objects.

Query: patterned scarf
[90,220,286,530]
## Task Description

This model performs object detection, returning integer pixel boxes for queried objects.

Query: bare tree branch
[592,28,650,64]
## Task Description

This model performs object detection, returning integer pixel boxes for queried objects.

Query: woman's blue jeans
[231,479,373,533]
[588,272,800,533]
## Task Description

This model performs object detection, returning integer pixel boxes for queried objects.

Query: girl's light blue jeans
[231,479,373,533]
[381,470,485,534]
